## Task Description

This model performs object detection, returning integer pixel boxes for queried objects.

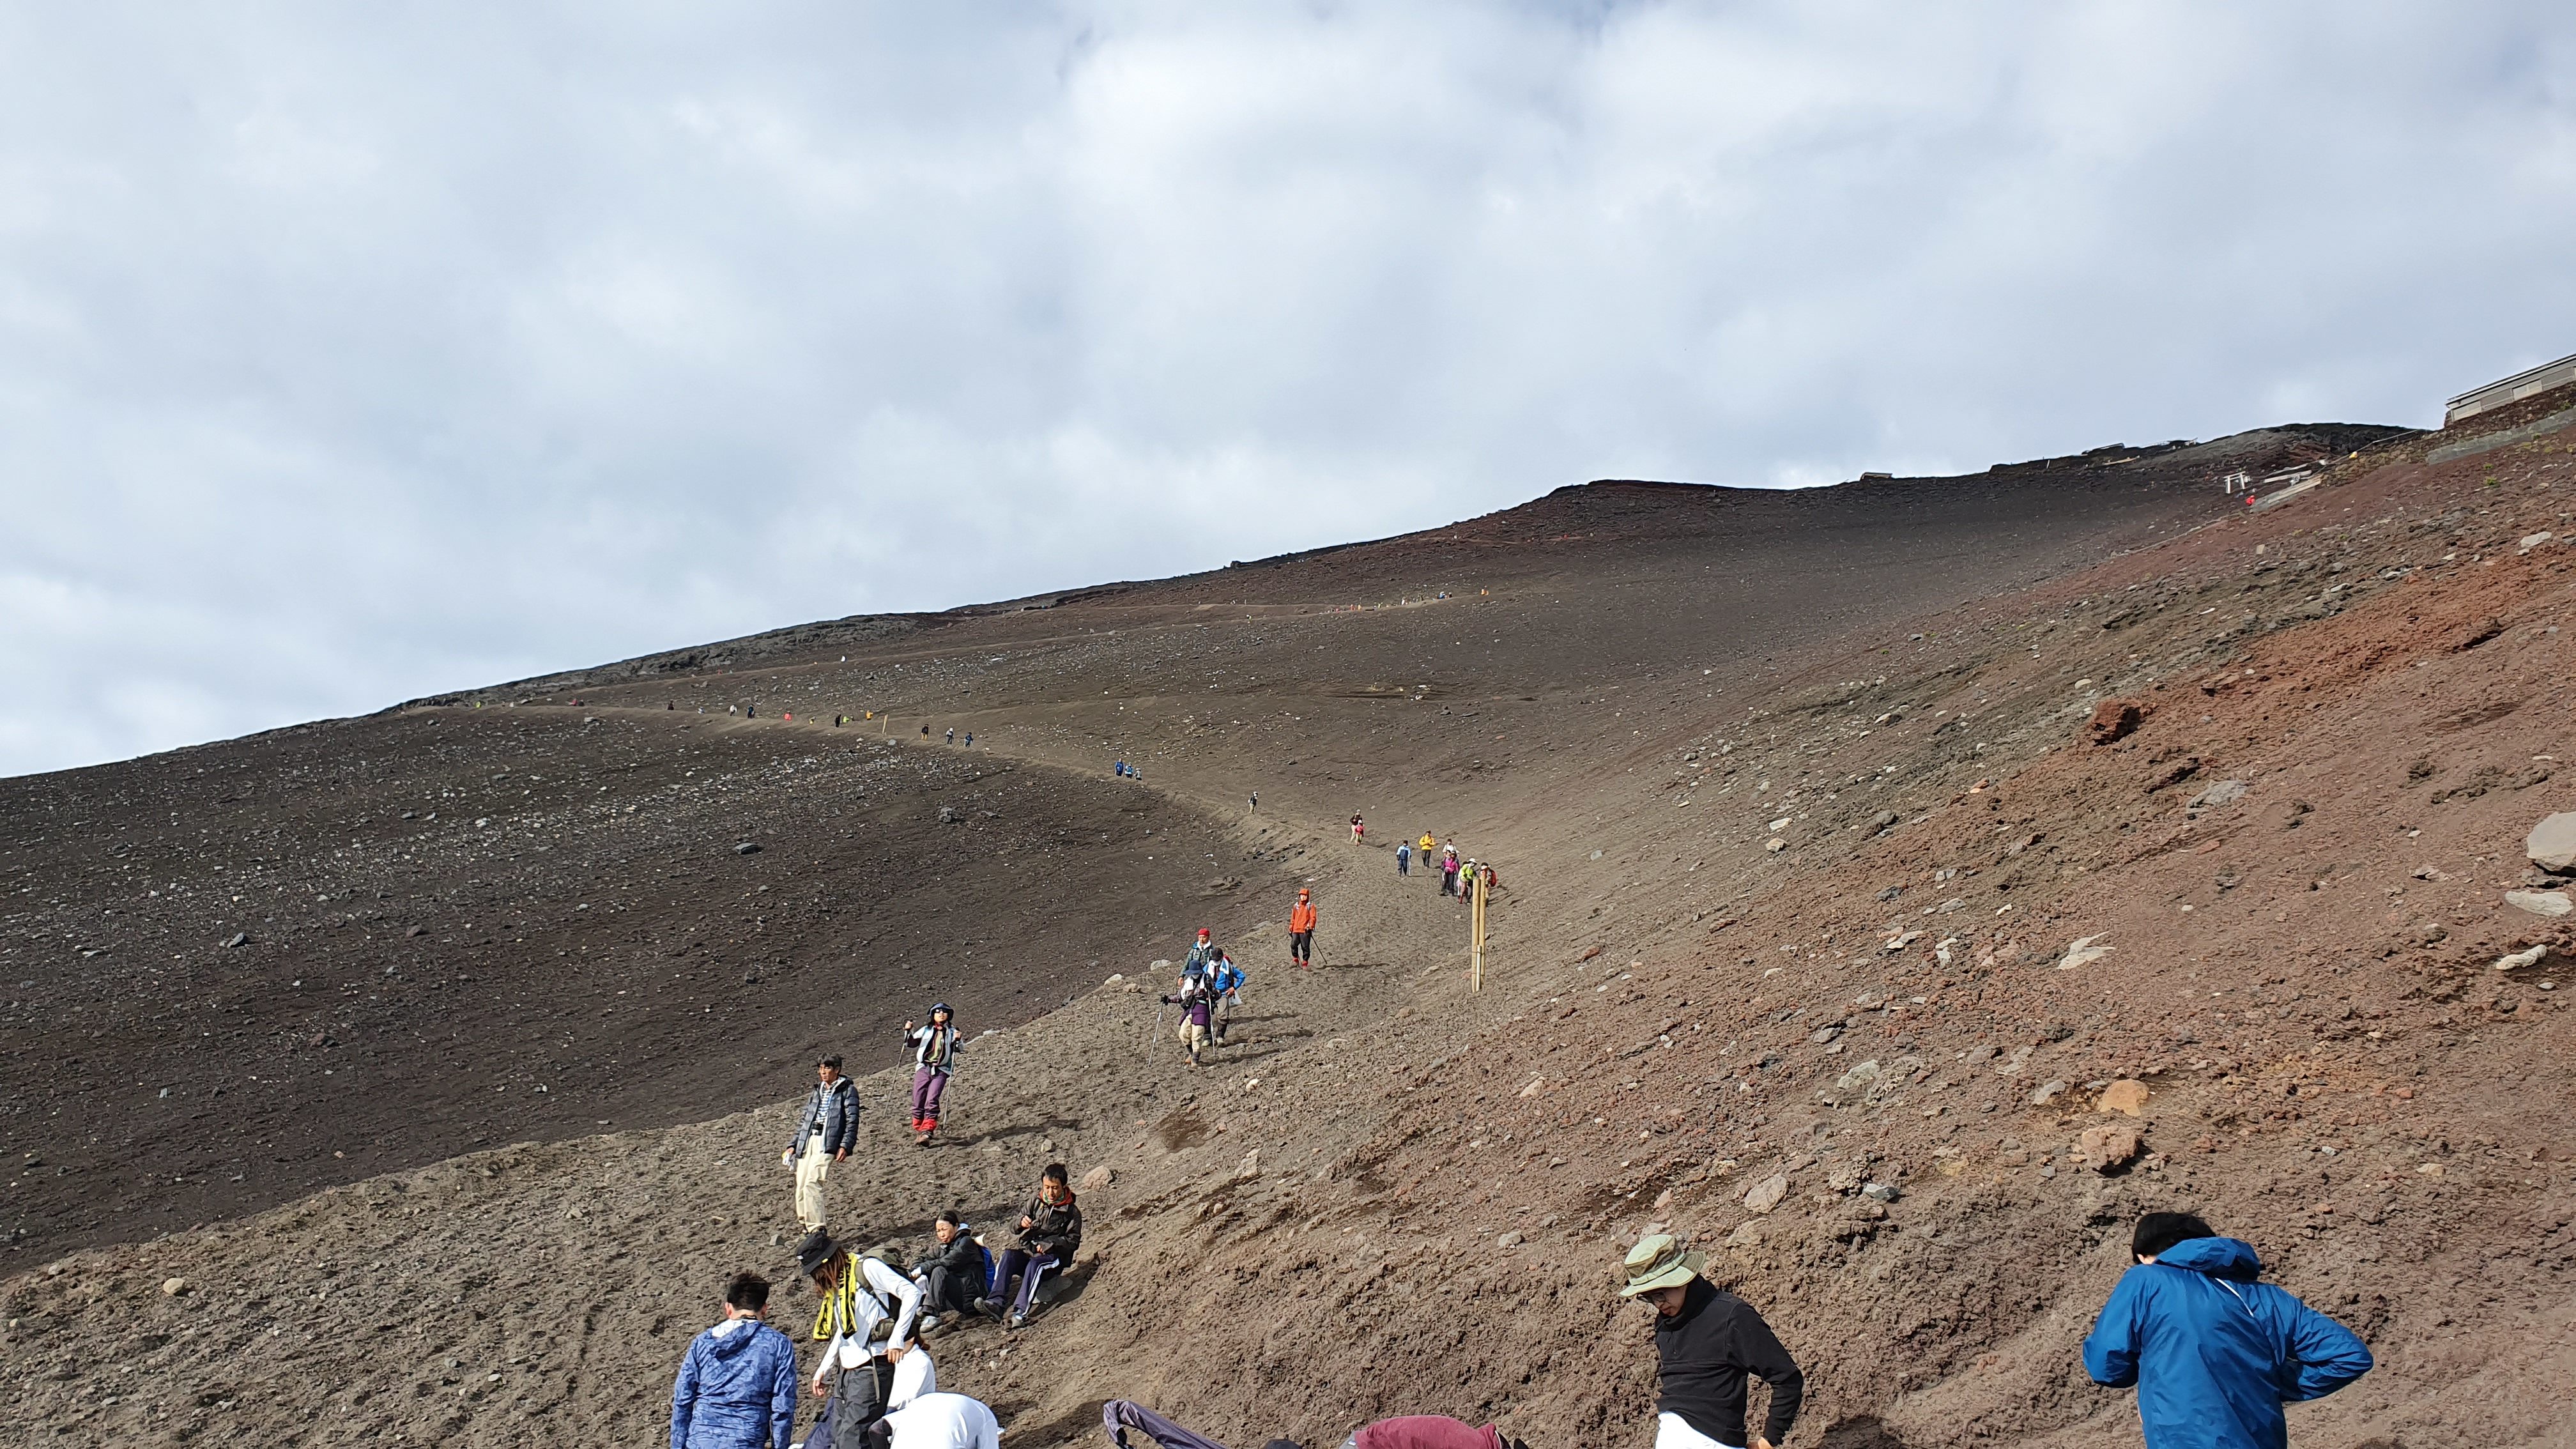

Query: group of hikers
[680,1194,2371,1449]
[1392,831,1494,904]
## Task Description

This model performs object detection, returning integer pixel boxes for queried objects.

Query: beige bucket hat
[1620,1232,1705,1297]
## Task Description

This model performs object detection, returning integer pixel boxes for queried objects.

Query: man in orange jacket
[1288,889,1318,970]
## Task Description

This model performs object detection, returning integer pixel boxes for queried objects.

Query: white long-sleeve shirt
[888,1344,936,1409]
[815,1256,923,1379]
[880,1393,1001,1449]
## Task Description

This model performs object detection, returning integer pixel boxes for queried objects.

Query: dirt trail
[8,413,2574,1447]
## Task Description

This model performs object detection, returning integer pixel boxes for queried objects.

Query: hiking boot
[1005,1311,1027,1331]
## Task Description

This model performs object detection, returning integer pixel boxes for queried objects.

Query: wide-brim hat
[795,1229,839,1276]
[1620,1233,1705,1297]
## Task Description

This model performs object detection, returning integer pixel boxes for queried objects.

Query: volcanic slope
[0,425,2338,1259]
[13,414,2576,1449]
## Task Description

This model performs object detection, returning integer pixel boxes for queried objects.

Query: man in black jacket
[781,1057,861,1234]
[1620,1234,1803,1449]
[980,1163,1082,1330]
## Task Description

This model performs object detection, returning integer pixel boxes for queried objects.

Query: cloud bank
[4,2,2572,776]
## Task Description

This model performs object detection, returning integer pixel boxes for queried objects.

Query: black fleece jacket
[1653,1278,1804,1447]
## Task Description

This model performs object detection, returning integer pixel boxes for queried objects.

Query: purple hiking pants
[910,1068,948,1123]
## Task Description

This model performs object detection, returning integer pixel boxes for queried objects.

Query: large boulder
[2087,699,2144,746]
[2073,1123,2145,1174]
[2531,813,2576,873]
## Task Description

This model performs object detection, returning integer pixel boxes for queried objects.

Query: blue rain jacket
[670,1315,799,1449]
[2083,1236,2372,1449]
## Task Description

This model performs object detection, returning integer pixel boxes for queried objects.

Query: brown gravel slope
[10,413,2576,1448]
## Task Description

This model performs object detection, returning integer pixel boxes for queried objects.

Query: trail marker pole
[1469,872,1487,993]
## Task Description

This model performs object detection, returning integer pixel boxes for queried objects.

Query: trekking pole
[1146,999,1166,1067]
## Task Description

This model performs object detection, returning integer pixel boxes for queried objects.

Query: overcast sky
[4,3,2572,779]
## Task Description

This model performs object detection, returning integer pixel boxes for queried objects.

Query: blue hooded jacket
[2083,1236,2372,1449]
[670,1315,798,1449]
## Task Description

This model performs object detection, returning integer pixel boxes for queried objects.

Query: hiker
[981,1163,1082,1330]
[1345,1416,1520,1449]
[1621,1233,1804,1449]
[781,1057,861,1233]
[963,732,972,747]
[922,724,930,737]
[1439,848,1459,898]
[903,1006,963,1145]
[1248,792,1257,815]
[910,1213,988,1333]
[1288,888,1317,969]
[1395,841,1411,876]
[1418,833,1435,870]
[945,728,954,745]
[1163,972,1216,1067]
[862,1391,1002,1449]
[2082,1212,2372,1449]
[1184,928,1219,977]
[798,1230,924,1442]
[670,1271,798,1449]
[1208,951,1245,1044]
[1350,813,1365,843]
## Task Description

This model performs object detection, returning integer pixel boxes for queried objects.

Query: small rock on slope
[2073,1122,2145,1174]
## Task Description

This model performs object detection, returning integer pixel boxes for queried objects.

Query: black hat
[930,1002,953,1018]
[795,1229,839,1276]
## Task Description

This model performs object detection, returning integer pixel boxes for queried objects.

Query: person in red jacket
[1288,889,1318,969]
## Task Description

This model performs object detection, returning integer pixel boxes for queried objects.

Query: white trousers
[795,1133,832,1230]
[1656,1413,1742,1449]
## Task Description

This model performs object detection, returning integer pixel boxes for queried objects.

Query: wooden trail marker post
[1469,871,1487,992]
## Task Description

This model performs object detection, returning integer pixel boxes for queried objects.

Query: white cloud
[1,1,2572,776]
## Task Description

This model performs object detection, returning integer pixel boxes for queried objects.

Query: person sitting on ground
[798,1230,924,1445]
[2083,1211,2372,1449]
[670,1271,798,1449]
[981,1163,1082,1330]
[1621,1233,1803,1449]
[861,1392,1001,1449]
[910,1213,988,1333]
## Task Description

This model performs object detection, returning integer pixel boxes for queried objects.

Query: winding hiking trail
[6,414,2575,1446]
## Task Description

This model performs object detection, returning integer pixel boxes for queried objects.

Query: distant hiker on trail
[797,1230,923,1441]
[671,1271,797,1449]
[1418,832,1436,865]
[1289,888,1317,969]
[1622,1232,1804,1449]
[903,1006,963,1145]
[1350,813,1365,843]
[980,1163,1082,1330]
[963,732,972,747]
[2083,1212,2372,1449]
[1439,847,1460,898]
[1208,951,1245,1044]
[1163,971,1216,1067]
[783,1058,861,1234]
[922,724,930,736]
[945,728,954,745]
[910,1213,989,1333]
[861,1391,1002,1449]
[1248,792,1257,815]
